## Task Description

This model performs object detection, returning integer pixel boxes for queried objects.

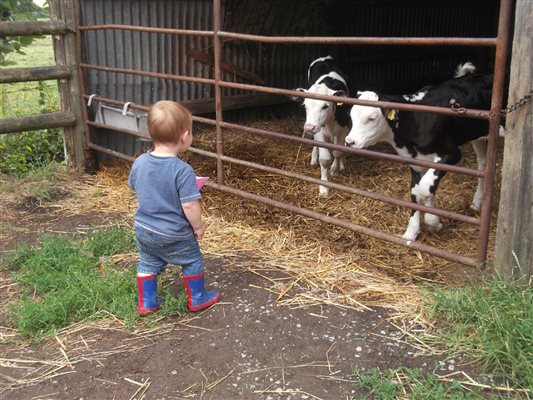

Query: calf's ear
[333,90,348,98]
[333,90,349,107]
[290,88,306,104]
[383,108,399,122]
[379,94,397,119]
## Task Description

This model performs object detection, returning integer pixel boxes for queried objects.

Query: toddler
[128,100,220,315]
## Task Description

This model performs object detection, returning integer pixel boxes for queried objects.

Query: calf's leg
[403,168,422,241]
[315,130,332,196]
[311,146,318,166]
[412,151,461,234]
[412,167,445,233]
[470,125,504,211]
[330,128,347,174]
[330,150,345,174]
[471,138,487,211]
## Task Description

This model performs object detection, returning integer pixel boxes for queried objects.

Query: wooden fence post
[494,0,532,286]
[48,0,86,168]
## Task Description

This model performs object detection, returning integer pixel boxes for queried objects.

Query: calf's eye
[322,104,329,110]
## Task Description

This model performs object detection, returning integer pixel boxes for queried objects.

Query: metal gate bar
[187,147,480,226]
[217,31,498,47]
[80,91,486,177]
[476,0,512,264]
[78,60,492,118]
[217,81,492,119]
[219,121,485,176]
[207,182,479,267]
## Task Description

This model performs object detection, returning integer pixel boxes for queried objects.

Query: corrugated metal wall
[80,0,331,102]
[81,0,214,104]
[81,0,216,158]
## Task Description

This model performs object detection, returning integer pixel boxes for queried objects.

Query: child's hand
[194,223,206,240]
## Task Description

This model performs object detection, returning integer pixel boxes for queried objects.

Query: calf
[292,55,352,196]
[345,65,504,241]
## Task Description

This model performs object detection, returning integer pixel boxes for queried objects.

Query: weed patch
[1,46,62,176]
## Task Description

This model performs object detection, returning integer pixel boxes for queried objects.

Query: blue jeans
[135,226,204,277]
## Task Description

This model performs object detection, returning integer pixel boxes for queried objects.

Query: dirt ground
[0,172,484,400]
[1,259,450,400]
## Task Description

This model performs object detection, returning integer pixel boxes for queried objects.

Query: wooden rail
[0,20,67,36]
[0,65,71,84]
[0,112,77,134]
[0,20,72,135]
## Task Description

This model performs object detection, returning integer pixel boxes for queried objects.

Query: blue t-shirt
[128,152,201,239]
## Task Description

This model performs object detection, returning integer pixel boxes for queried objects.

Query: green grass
[88,225,137,257]
[0,36,59,119]
[0,36,56,68]
[427,277,533,394]
[351,367,484,400]
[4,227,188,340]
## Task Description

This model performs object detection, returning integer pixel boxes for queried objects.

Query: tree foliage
[0,0,48,65]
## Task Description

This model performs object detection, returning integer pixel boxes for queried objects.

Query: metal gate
[76,0,513,267]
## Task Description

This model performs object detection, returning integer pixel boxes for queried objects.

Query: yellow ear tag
[337,102,343,106]
[387,109,397,120]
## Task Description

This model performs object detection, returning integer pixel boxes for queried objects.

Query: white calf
[292,56,351,196]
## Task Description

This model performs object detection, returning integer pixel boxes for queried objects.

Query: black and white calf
[345,64,504,241]
[292,56,352,196]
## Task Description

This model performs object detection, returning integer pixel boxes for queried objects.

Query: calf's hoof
[319,186,329,196]
[470,203,481,212]
[424,213,443,233]
[427,221,443,233]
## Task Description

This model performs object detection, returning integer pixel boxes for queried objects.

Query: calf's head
[345,91,392,149]
[292,84,347,135]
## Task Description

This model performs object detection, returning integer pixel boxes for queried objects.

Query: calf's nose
[304,123,316,133]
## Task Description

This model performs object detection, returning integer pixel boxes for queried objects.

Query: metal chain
[450,89,533,117]
[493,90,533,116]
